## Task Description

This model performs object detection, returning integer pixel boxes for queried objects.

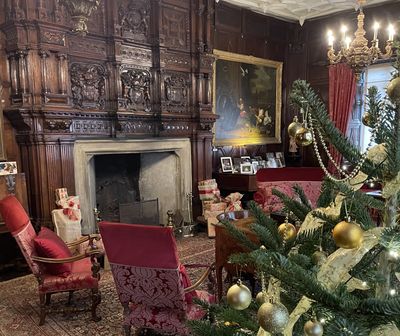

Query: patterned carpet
[0,233,215,336]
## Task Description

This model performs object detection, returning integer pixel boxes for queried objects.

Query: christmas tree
[189,47,400,336]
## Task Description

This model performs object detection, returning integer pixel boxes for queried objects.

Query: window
[361,62,394,151]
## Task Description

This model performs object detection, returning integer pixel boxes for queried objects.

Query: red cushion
[34,227,73,276]
[0,195,30,234]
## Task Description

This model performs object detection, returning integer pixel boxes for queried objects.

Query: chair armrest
[32,249,103,264]
[66,234,101,248]
[183,262,215,293]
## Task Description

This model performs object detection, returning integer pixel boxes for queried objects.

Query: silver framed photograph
[221,156,233,172]
[240,162,253,174]
[275,152,285,167]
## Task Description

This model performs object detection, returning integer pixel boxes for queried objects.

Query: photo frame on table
[240,163,253,174]
[240,156,251,163]
[221,156,233,173]
[213,49,282,146]
[275,152,286,167]
[251,161,259,173]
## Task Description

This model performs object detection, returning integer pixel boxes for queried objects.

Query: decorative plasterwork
[221,0,391,24]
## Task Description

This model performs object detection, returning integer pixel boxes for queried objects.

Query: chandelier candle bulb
[341,25,347,42]
[373,22,379,40]
[388,24,395,41]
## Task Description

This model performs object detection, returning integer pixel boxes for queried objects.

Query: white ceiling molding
[219,0,393,24]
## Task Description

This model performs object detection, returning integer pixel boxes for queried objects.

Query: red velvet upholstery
[0,195,30,234]
[34,227,73,276]
[99,221,214,336]
[254,168,324,212]
[0,195,102,325]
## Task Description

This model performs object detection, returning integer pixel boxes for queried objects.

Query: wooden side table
[214,173,257,192]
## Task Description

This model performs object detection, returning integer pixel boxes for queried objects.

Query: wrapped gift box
[207,217,219,238]
[204,209,225,220]
[202,201,227,212]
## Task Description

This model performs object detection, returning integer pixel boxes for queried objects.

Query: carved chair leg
[45,293,52,305]
[67,290,74,305]
[39,293,47,326]
[91,288,101,322]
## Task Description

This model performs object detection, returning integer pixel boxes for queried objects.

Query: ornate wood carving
[118,0,150,42]
[44,119,72,131]
[70,63,106,110]
[69,38,106,58]
[40,30,66,46]
[162,72,189,114]
[161,6,189,50]
[119,66,151,112]
[120,46,152,65]
[161,50,191,70]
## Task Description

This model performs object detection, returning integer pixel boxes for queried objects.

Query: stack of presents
[198,179,243,237]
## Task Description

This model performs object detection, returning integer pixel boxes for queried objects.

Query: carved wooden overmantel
[0,0,217,226]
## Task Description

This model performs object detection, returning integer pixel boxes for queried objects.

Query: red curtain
[328,63,357,171]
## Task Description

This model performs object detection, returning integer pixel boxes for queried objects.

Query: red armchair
[0,195,103,325]
[99,221,215,336]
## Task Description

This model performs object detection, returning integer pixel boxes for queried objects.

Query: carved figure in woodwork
[120,69,151,112]
[70,63,106,110]
[163,74,188,113]
[118,0,150,41]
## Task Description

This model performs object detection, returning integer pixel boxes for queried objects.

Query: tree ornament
[311,250,327,266]
[332,220,364,249]
[362,112,373,127]
[288,115,302,137]
[256,292,267,305]
[295,127,313,146]
[387,76,400,103]
[304,320,324,336]
[226,280,252,310]
[278,222,297,242]
[257,301,289,333]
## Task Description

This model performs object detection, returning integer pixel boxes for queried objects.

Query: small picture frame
[266,152,275,160]
[240,162,253,174]
[221,156,233,173]
[275,152,286,167]
[240,156,251,163]
[266,158,278,168]
[252,161,259,173]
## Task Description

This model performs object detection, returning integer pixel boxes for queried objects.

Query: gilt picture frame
[213,50,282,146]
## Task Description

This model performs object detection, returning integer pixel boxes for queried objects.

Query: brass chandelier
[326,0,395,78]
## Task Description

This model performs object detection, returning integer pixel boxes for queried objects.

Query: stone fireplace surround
[74,138,192,234]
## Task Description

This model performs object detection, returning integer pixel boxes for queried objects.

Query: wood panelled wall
[0,0,217,227]
[212,2,296,168]
[1,0,399,224]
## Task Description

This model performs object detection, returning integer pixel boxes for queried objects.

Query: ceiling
[219,0,393,25]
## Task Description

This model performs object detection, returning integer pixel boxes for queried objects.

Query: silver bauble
[226,282,252,310]
[257,302,289,333]
[304,320,324,336]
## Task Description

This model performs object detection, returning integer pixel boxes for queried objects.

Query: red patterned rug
[0,233,215,336]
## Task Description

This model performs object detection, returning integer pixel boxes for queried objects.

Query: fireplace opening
[92,150,181,226]
[74,138,192,234]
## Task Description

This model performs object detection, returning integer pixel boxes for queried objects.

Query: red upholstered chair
[0,195,103,325]
[99,221,215,336]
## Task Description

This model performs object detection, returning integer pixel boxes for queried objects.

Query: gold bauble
[387,77,400,103]
[332,220,364,249]
[278,223,297,242]
[311,251,327,266]
[257,302,289,333]
[226,282,252,310]
[362,112,373,127]
[304,320,324,336]
[288,116,302,137]
[256,292,266,305]
[294,127,313,146]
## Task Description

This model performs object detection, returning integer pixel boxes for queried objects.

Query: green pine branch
[290,80,378,178]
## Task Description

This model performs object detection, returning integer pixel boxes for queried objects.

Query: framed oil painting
[213,50,282,146]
